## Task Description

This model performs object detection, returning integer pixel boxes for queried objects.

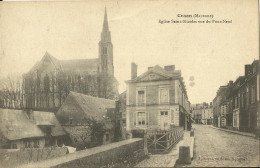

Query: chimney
[148,67,153,70]
[131,62,137,80]
[164,65,175,72]
[245,64,251,76]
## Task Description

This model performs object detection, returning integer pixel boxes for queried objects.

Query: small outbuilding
[56,92,116,149]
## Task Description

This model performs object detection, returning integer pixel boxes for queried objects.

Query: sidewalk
[135,131,193,167]
[210,126,256,138]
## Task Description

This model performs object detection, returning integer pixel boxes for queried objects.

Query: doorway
[160,111,169,130]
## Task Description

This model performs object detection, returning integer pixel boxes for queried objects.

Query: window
[11,143,17,149]
[251,85,256,104]
[137,112,146,126]
[160,111,168,115]
[159,88,169,104]
[149,74,155,79]
[102,47,107,55]
[106,134,110,141]
[69,118,73,125]
[34,139,39,148]
[137,90,145,105]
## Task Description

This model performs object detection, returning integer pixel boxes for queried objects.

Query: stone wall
[0,147,68,168]
[21,138,145,168]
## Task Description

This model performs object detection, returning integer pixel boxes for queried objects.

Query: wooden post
[144,133,148,155]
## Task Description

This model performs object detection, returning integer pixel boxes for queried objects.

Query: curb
[210,126,256,138]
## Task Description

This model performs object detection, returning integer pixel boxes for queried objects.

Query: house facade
[191,103,213,125]
[125,63,190,134]
[213,60,260,137]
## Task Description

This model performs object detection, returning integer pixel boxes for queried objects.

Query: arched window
[44,74,50,92]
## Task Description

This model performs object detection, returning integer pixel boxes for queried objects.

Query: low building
[125,63,190,134]
[0,108,65,149]
[56,92,117,149]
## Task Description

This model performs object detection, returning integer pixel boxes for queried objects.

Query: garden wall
[20,138,145,168]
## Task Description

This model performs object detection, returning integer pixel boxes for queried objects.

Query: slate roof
[33,111,66,136]
[28,52,99,75]
[60,59,99,74]
[0,109,44,141]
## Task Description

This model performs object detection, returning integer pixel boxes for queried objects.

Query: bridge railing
[144,127,184,154]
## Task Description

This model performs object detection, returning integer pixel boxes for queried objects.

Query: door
[160,111,169,130]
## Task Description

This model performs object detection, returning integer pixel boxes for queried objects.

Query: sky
[0,0,259,104]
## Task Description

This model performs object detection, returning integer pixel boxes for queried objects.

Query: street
[181,124,260,167]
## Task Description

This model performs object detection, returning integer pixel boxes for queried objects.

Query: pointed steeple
[101,7,111,42]
[102,7,109,32]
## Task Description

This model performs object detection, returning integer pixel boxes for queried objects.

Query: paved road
[181,124,260,167]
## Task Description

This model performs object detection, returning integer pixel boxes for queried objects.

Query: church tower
[99,8,114,76]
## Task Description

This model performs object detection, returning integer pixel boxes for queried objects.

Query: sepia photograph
[0,0,259,167]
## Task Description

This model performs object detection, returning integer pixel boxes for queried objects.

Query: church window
[44,75,50,92]
[102,47,107,55]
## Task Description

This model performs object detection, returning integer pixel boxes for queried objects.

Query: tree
[0,74,23,109]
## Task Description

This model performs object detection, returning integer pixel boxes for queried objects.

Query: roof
[60,59,99,74]
[0,109,44,141]
[70,92,115,120]
[33,111,66,136]
[57,92,116,123]
[126,65,181,83]
[28,52,99,75]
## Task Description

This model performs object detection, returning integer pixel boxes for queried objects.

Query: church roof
[60,58,99,74]
[28,52,99,75]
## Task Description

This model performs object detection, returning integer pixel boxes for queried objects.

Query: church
[22,9,118,112]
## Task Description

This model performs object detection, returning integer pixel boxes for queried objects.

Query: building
[213,60,260,137]
[125,63,190,134]
[56,92,118,149]
[0,108,65,149]
[22,9,118,112]
[191,102,213,125]
[213,86,228,127]
[227,60,260,133]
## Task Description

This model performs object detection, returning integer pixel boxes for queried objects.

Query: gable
[137,72,171,82]
[28,52,62,75]
[56,94,86,125]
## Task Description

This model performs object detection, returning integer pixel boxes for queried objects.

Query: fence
[144,127,184,154]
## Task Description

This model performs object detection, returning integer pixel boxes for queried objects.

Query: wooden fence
[144,127,184,154]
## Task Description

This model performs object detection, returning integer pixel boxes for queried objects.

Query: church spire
[101,7,111,42]
[102,7,109,32]
[99,7,114,77]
